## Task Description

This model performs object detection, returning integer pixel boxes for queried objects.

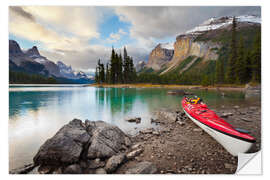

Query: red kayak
[182,97,255,156]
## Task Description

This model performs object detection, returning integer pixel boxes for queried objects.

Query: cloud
[114,6,261,49]
[9,6,109,70]
[106,28,127,43]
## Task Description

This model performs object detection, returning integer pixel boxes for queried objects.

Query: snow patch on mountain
[186,15,260,34]
[160,42,174,50]
[57,61,89,79]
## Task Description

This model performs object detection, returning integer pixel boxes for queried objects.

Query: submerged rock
[126,117,141,124]
[125,161,157,174]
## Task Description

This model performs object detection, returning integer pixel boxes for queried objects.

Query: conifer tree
[105,63,110,83]
[226,16,237,83]
[235,36,246,84]
[251,31,261,82]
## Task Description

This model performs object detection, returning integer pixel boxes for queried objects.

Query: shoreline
[10,104,261,174]
[86,83,260,92]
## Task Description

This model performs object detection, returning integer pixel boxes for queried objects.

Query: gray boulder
[125,161,157,174]
[87,121,129,159]
[105,154,126,173]
[95,168,107,174]
[33,119,91,166]
[63,164,82,174]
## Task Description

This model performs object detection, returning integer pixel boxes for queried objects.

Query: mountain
[146,43,174,71]
[143,15,261,75]
[135,60,147,72]
[9,40,92,84]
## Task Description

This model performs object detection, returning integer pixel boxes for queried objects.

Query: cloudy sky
[9,6,260,73]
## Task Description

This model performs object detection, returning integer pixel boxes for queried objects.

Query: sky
[9,6,260,73]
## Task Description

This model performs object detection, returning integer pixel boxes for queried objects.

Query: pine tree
[226,16,237,83]
[251,31,261,82]
[244,51,252,82]
[110,47,117,84]
[215,59,225,84]
[118,53,123,83]
[100,63,105,83]
[95,66,99,83]
[235,36,246,84]
[123,47,129,83]
[105,63,110,83]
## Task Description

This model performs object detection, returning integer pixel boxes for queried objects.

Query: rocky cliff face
[26,46,41,57]
[161,35,219,74]
[146,44,174,71]
[135,61,146,72]
[9,40,23,55]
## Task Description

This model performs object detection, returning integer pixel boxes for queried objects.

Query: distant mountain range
[9,40,93,84]
[137,15,261,75]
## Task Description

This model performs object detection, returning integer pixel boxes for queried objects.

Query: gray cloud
[10,6,35,22]
[115,6,260,40]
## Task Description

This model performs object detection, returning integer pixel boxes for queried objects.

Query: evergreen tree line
[215,17,261,85]
[95,47,136,84]
[9,71,57,84]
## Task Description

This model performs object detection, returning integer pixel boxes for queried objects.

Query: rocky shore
[10,105,261,174]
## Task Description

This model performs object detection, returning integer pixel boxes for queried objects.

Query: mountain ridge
[9,40,92,84]
[143,15,261,76]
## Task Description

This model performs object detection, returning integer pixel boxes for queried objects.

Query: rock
[52,167,63,174]
[167,90,193,95]
[241,118,252,122]
[126,117,141,124]
[234,106,240,109]
[105,154,126,173]
[152,131,160,135]
[95,168,107,174]
[224,163,235,170]
[9,163,36,174]
[126,148,144,160]
[28,166,39,174]
[140,128,153,134]
[193,128,203,132]
[87,158,105,169]
[87,121,129,159]
[124,136,132,147]
[38,165,54,174]
[63,164,82,174]
[125,161,157,174]
[33,119,90,166]
[131,143,142,150]
[220,113,233,118]
[177,121,185,126]
[157,111,177,123]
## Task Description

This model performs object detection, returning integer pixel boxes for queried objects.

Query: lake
[9,85,260,170]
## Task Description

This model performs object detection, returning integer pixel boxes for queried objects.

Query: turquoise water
[9,85,260,170]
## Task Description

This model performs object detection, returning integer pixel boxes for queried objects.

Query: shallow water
[9,85,260,170]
